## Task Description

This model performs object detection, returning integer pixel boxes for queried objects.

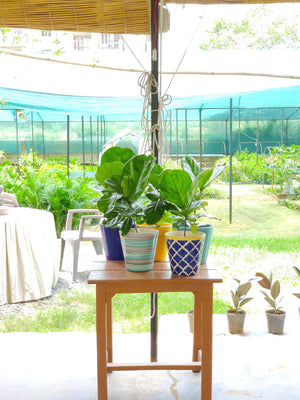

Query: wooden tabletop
[88,260,222,294]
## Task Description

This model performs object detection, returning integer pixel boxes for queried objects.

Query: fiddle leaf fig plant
[145,156,225,235]
[93,147,156,236]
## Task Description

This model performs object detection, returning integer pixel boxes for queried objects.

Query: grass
[1,184,300,333]
[0,289,227,334]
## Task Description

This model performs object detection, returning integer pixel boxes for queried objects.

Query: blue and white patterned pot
[120,228,158,272]
[165,231,205,276]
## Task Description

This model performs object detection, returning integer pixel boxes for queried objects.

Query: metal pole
[31,111,35,164]
[199,108,202,169]
[67,115,70,178]
[150,0,159,363]
[81,116,85,177]
[90,116,93,171]
[15,111,19,170]
[229,99,233,224]
[256,109,259,164]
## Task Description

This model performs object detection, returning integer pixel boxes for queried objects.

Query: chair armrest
[65,209,101,231]
[78,214,103,239]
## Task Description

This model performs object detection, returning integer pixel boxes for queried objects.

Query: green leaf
[202,164,226,190]
[104,175,123,193]
[160,169,192,210]
[95,162,123,186]
[100,146,135,165]
[150,164,163,188]
[198,169,213,192]
[122,154,155,203]
[271,280,280,300]
[144,201,165,225]
[120,217,134,236]
[181,156,201,178]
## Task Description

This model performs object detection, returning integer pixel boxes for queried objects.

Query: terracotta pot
[226,310,246,334]
[266,310,286,334]
[137,223,172,261]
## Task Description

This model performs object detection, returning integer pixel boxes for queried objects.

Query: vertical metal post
[176,109,179,163]
[97,116,100,159]
[281,107,284,146]
[229,99,233,224]
[256,109,259,164]
[90,116,93,171]
[199,108,202,169]
[31,111,35,164]
[81,116,85,177]
[169,110,172,160]
[150,0,159,363]
[185,109,188,156]
[67,115,70,178]
[15,110,19,170]
[41,120,45,158]
[238,108,241,154]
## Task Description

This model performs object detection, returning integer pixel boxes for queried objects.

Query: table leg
[96,286,108,400]
[150,292,158,362]
[106,295,113,363]
[193,291,202,364]
[201,284,213,400]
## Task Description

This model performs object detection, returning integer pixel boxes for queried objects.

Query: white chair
[0,185,19,207]
[59,209,103,281]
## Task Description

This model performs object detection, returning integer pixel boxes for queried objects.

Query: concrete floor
[1,313,300,400]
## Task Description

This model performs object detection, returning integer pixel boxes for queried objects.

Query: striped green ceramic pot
[165,231,205,276]
[120,228,158,272]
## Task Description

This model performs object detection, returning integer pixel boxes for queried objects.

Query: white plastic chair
[0,185,19,207]
[59,209,103,281]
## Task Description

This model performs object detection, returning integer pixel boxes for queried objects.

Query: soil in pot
[266,310,286,334]
[226,310,246,334]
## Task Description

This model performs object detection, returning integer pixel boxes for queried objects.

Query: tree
[199,5,300,50]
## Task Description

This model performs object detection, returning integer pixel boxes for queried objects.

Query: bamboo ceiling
[0,0,299,35]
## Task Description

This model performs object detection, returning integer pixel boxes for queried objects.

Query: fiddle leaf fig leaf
[100,146,135,165]
[181,156,201,178]
[96,162,123,186]
[144,201,165,225]
[122,154,155,203]
[160,169,192,210]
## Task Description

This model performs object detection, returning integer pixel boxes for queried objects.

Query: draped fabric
[0,207,58,304]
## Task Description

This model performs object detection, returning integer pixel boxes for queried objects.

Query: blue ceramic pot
[100,223,124,261]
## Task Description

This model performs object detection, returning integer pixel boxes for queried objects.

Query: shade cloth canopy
[0,0,299,35]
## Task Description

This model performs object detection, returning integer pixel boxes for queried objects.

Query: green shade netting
[1,84,300,122]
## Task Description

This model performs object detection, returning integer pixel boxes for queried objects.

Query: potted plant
[145,156,225,276]
[292,266,300,318]
[256,272,286,334]
[226,278,254,334]
[94,146,158,271]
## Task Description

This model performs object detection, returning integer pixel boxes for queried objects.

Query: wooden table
[88,260,222,400]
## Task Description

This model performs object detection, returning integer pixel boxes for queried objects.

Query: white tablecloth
[0,207,58,304]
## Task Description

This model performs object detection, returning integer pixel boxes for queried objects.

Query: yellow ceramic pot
[137,223,172,261]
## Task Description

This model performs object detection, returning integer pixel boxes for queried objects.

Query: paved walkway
[1,313,299,400]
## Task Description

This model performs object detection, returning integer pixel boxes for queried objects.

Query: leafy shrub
[0,153,96,236]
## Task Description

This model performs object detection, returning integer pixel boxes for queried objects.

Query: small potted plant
[146,156,225,276]
[226,278,254,334]
[256,272,286,334]
[292,266,300,318]
[94,146,158,272]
